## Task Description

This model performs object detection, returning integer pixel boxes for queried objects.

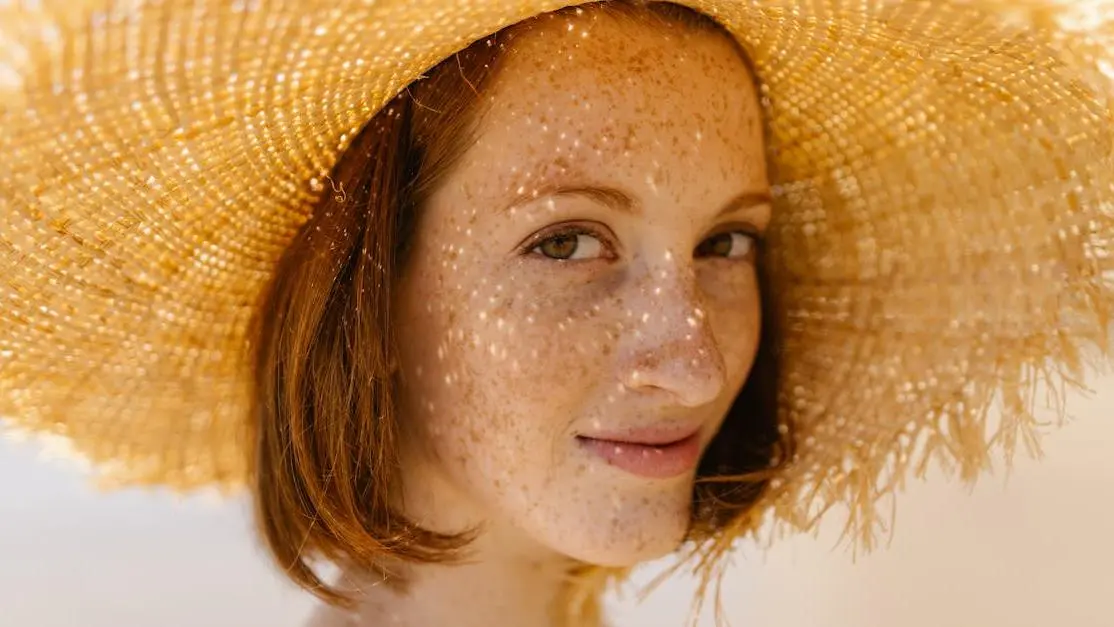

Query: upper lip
[576,424,702,446]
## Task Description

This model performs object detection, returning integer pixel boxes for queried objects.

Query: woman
[258,4,782,625]
[0,1,1110,626]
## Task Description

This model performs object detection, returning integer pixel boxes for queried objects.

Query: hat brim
[0,0,1112,554]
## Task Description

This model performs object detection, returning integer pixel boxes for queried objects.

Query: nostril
[621,342,727,408]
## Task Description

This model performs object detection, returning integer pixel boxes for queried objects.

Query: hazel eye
[695,231,757,259]
[531,231,605,260]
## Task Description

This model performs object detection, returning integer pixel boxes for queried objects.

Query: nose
[617,264,727,408]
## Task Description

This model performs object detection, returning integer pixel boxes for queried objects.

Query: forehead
[441,11,765,204]
[491,15,755,134]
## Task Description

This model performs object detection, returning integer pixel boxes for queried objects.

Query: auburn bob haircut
[247,1,791,621]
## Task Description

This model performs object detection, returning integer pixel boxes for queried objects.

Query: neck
[310,458,588,627]
[353,534,574,627]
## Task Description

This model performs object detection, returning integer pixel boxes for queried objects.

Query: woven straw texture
[1,0,1112,552]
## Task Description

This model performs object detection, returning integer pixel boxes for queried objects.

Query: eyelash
[519,222,764,262]
[697,226,766,260]
[520,223,619,261]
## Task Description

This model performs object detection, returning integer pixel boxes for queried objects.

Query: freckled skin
[393,6,768,588]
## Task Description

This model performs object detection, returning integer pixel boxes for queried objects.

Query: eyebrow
[500,183,772,218]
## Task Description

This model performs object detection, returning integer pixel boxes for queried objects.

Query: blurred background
[2,373,1111,627]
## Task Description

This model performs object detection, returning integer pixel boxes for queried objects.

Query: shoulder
[303,604,357,627]
[303,598,401,627]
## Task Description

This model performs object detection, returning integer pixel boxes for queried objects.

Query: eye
[695,230,758,259]
[527,228,607,261]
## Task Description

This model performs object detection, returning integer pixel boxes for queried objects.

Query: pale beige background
[2,373,1111,627]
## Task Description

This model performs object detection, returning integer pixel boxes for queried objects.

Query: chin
[531,480,696,568]
[572,520,690,567]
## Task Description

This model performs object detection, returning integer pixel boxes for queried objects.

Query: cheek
[700,267,763,383]
[395,251,487,447]
[397,260,616,462]
[468,272,619,415]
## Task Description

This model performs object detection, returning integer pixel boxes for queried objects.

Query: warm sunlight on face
[394,8,770,566]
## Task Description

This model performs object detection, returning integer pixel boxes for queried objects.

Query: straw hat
[1,0,1112,553]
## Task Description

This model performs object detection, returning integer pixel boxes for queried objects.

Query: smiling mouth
[576,429,702,479]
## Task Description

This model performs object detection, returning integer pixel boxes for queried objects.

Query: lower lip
[577,432,701,479]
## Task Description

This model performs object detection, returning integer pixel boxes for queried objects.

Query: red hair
[247,2,791,624]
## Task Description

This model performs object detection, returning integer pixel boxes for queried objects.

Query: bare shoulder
[303,604,356,627]
[303,599,399,627]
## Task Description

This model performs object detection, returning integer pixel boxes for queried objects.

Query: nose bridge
[620,254,726,407]
[639,254,703,338]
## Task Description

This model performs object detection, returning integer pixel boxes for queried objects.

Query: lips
[576,426,702,479]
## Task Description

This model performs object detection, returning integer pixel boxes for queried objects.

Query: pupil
[699,233,733,257]
[542,235,578,259]
[713,234,733,256]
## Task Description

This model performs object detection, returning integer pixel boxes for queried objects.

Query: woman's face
[395,11,769,566]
